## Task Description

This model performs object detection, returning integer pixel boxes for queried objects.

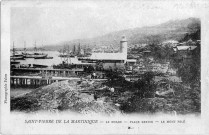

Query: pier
[10,76,107,88]
[11,68,84,77]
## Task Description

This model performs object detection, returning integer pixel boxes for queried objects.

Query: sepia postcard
[1,0,209,134]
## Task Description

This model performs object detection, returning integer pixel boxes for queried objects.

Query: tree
[136,72,156,98]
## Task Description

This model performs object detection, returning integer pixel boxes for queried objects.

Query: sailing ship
[22,41,48,59]
[58,45,73,57]
[10,42,25,60]
[58,44,82,58]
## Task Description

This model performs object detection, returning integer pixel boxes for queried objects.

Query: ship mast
[84,45,86,55]
[34,41,37,52]
[24,41,26,53]
[78,43,81,55]
[12,41,15,56]
[67,45,70,64]
[73,45,76,55]
[41,41,44,52]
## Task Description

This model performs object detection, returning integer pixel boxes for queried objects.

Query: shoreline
[11,87,36,98]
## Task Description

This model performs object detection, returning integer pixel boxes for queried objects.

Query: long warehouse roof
[90,53,127,60]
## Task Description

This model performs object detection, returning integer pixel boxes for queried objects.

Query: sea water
[13,51,79,67]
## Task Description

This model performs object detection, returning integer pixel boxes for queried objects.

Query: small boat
[59,54,66,57]
[10,61,20,65]
[10,55,25,60]
[59,54,70,57]
[34,56,53,59]
[33,54,48,59]
[33,64,48,68]
[45,57,53,59]
[59,54,76,58]
[34,56,45,59]
[24,53,48,58]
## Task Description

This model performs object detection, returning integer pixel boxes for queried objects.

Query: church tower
[120,36,128,60]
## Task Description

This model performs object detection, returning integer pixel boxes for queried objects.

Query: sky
[11,0,202,48]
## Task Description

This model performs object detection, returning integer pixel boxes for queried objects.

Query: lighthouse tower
[120,36,128,60]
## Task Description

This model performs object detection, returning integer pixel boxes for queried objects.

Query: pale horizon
[11,1,202,48]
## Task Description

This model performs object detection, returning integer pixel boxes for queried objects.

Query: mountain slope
[43,17,200,51]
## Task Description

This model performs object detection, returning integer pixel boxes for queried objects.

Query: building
[173,45,197,64]
[81,36,134,70]
[162,40,179,47]
[173,46,197,59]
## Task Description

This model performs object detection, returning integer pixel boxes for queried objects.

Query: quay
[12,68,84,72]
[10,76,107,87]
[11,68,84,77]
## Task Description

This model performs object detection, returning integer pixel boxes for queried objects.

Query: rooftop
[176,46,197,51]
[162,40,179,44]
[126,59,137,63]
[90,53,127,60]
